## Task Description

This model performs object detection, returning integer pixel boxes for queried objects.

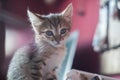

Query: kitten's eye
[61,28,67,34]
[46,31,53,36]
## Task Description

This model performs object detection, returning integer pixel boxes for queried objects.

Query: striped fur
[7,3,73,80]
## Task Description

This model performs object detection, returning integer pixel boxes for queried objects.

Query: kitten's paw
[66,70,88,80]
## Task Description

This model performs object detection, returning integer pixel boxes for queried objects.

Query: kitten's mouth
[54,43,61,46]
[56,41,60,45]
[53,42,63,47]
[54,44,62,47]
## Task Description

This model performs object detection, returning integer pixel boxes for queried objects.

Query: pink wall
[72,0,99,47]
[4,0,99,47]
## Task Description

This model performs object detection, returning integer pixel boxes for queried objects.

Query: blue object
[58,31,79,80]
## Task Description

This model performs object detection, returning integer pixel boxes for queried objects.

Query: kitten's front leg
[46,72,57,80]
[30,58,46,80]
[44,68,58,80]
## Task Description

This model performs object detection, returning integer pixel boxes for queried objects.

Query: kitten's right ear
[27,9,42,26]
[27,9,44,34]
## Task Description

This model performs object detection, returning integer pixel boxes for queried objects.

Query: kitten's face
[28,3,73,47]
[35,15,71,47]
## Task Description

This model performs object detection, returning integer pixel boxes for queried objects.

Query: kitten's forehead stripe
[47,14,61,29]
[59,23,62,28]
[46,18,53,29]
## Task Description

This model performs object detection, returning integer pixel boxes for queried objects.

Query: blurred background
[0,0,120,80]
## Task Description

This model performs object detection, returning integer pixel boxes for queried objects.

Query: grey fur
[7,3,73,80]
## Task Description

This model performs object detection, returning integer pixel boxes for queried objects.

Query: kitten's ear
[62,3,73,22]
[27,9,44,34]
[27,9,42,25]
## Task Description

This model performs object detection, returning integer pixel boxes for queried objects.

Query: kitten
[7,3,73,80]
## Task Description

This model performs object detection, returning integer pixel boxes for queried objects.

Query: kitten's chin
[50,42,65,48]
[53,44,64,47]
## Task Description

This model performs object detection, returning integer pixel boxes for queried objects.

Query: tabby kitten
[7,3,73,80]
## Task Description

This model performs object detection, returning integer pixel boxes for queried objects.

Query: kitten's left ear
[62,3,73,22]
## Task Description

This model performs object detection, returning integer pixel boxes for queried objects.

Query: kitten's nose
[56,40,60,44]
[54,37,60,44]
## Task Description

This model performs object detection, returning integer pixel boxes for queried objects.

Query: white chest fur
[45,48,65,70]
[45,49,65,71]
[40,46,66,76]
